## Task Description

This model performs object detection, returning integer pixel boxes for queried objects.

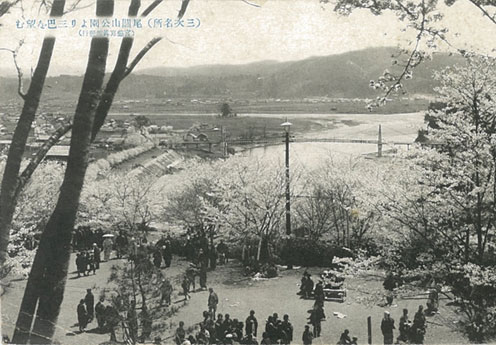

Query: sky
[0,0,495,76]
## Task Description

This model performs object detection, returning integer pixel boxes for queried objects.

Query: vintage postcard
[1,0,496,344]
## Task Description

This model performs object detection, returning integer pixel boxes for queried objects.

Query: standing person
[76,253,85,278]
[208,288,219,318]
[87,252,96,275]
[381,311,395,345]
[93,243,101,269]
[77,299,88,333]
[281,314,293,345]
[175,321,186,345]
[411,305,426,344]
[95,297,106,331]
[302,325,313,345]
[182,275,190,300]
[84,288,95,323]
[153,247,163,269]
[163,241,173,268]
[314,281,325,308]
[398,308,410,342]
[127,300,138,344]
[309,306,323,338]
[116,231,128,259]
[214,313,224,342]
[186,265,198,292]
[199,249,208,290]
[103,236,113,262]
[106,305,120,342]
[160,279,173,306]
[265,316,277,343]
[245,310,258,337]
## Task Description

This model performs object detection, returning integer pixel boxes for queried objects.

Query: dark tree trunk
[12,2,112,343]
[91,0,141,141]
[0,0,65,269]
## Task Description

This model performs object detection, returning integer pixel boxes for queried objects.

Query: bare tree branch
[0,0,21,17]
[15,121,73,198]
[0,45,27,100]
[468,0,496,25]
[140,0,162,17]
[123,37,162,79]
[178,0,190,19]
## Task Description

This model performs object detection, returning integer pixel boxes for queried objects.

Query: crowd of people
[71,228,434,345]
[380,306,428,345]
[73,226,104,251]
[171,287,358,345]
[75,244,100,278]
[174,291,296,345]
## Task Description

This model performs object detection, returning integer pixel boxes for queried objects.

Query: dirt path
[1,257,466,345]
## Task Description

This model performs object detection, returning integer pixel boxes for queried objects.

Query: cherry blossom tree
[377,55,496,342]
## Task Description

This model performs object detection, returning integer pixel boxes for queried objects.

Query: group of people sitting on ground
[175,310,294,345]
[298,270,346,300]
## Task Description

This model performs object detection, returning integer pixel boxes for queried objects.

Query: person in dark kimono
[77,299,88,332]
[84,288,95,323]
[245,310,258,337]
[281,314,293,345]
[95,297,106,331]
[302,325,313,345]
[153,247,162,268]
[214,313,224,342]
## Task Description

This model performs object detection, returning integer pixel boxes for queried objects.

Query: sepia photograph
[1,0,496,344]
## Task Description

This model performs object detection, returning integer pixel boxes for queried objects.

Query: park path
[1,251,188,345]
[2,255,467,345]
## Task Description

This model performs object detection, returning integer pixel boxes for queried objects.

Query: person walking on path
[95,297,106,331]
[181,275,190,300]
[160,279,173,306]
[77,299,88,333]
[302,325,313,345]
[103,236,113,262]
[92,243,101,269]
[84,288,95,323]
[381,311,395,345]
[309,304,324,338]
[208,288,219,318]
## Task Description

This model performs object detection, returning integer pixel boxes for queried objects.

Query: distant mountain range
[0,47,464,103]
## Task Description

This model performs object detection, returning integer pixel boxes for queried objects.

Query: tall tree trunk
[0,0,65,269]
[12,2,113,343]
[91,0,141,142]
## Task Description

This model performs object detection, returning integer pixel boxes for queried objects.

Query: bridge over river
[172,125,414,157]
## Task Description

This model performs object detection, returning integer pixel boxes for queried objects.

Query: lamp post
[281,121,292,236]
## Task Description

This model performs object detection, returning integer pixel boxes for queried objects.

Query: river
[239,112,424,167]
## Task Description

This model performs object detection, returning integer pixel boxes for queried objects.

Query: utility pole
[281,121,292,236]
[377,124,383,158]
[221,125,227,158]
